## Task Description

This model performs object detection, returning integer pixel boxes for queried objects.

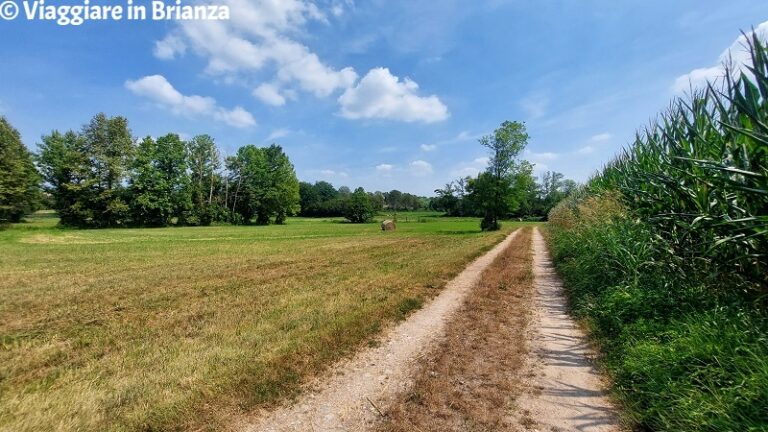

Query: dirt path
[378,227,535,431]
[240,229,522,432]
[513,228,619,431]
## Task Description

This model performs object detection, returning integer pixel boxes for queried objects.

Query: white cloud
[673,21,768,93]
[376,163,394,172]
[214,107,257,128]
[589,132,612,142]
[525,150,559,161]
[253,83,287,106]
[267,128,291,140]
[473,156,489,165]
[320,169,348,178]
[125,75,256,128]
[420,143,437,151]
[519,93,549,120]
[409,160,433,176]
[153,34,186,60]
[576,145,594,155]
[338,68,449,123]
[154,0,358,105]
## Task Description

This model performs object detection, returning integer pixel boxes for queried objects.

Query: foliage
[37,113,134,227]
[226,144,300,225]
[129,134,191,227]
[343,187,375,223]
[475,120,529,230]
[547,32,768,430]
[186,134,221,226]
[0,117,40,223]
[299,184,424,218]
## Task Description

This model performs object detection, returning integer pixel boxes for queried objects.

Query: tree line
[1,115,576,229]
[0,113,302,227]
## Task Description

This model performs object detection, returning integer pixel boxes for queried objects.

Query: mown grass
[0,211,528,432]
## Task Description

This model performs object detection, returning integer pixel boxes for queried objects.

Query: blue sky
[1,1,767,195]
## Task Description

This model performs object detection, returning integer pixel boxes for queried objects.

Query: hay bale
[381,219,396,231]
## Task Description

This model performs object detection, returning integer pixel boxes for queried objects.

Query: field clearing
[0,212,529,432]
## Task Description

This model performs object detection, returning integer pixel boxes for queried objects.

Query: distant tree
[130,137,168,226]
[384,189,403,211]
[338,185,351,196]
[433,182,460,215]
[343,187,374,223]
[129,134,190,226]
[476,120,529,230]
[82,113,134,226]
[38,113,135,227]
[186,134,221,225]
[261,144,300,224]
[226,144,299,225]
[37,130,90,226]
[509,161,538,217]
[0,117,40,223]
[369,191,385,212]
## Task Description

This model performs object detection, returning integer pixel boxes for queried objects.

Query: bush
[343,187,374,223]
[548,196,768,430]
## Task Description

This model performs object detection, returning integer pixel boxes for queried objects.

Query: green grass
[545,33,768,431]
[0,211,530,432]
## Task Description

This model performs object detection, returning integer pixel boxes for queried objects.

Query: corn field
[588,32,767,290]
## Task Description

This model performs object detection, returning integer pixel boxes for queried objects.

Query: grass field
[0,212,527,432]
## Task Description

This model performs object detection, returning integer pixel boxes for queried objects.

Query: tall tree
[476,120,529,230]
[260,144,300,224]
[37,130,91,226]
[0,117,40,223]
[130,136,169,226]
[75,113,134,227]
[187,134,221,225]
[226,144,299,225]
[129,134,190,226]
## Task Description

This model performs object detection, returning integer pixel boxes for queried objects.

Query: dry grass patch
[0,214,531,432]
[379,227,534,431]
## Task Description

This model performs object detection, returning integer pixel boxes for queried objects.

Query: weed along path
[513,228,619,431]
[241,229,522,432]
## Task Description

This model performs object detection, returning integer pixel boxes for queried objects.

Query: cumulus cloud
[125,75,256,128]
[153,0,358,105]
[153,34,186,60]
[338,68,449,123]
[673,21,768,93]
[576,145,594,155]
[253,83,287,106]
[149,1,449,122]
[409,160,433,176]
[420,144,437,151]
[376,163,394,172]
